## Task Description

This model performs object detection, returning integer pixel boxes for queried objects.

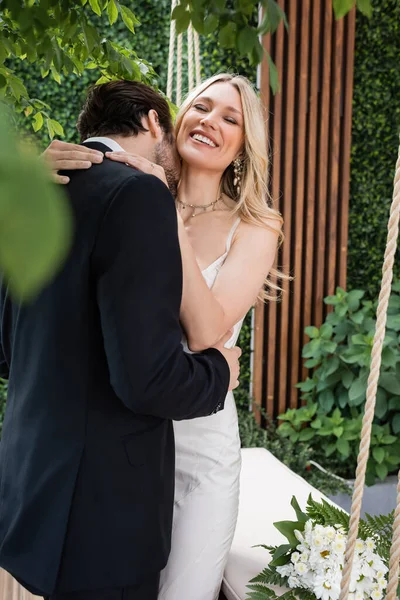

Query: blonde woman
[40,73,283,599]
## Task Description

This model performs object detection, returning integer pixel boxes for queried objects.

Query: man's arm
[92,173,230,420]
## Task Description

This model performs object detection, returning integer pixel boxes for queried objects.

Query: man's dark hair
[77,80,174,143]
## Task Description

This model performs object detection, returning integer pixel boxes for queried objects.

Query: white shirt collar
[84,137,124,152]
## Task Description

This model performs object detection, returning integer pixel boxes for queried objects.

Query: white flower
[355,539,365,553]
[276,564,293,578]
[365,538,376,552]
[295,561,309,575]
[295,529,304,543]
[291,552,300,563]
[371,587,384,599]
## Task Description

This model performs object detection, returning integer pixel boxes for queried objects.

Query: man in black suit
[0,80,240,600]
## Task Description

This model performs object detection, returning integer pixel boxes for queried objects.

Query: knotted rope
[339,141,400,600]
[166,2,201,104]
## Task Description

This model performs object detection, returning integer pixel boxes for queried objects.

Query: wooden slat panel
[256,1,356,419]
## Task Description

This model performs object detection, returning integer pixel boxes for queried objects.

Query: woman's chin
[179,147,221,171]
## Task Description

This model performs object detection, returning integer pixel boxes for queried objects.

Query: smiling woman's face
[176,81,245,173]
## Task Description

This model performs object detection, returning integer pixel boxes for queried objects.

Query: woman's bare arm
[178,218,279,351]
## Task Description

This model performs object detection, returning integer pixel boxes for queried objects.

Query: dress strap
[225,218,241,253]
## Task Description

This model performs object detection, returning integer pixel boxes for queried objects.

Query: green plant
[238,401,351,497]
[298,285,400,424]
[348,0,400,295]
[278,282,400,484]
[279,403,400,484]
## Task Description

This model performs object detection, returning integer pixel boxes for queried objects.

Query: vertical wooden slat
[338,7,356,288]
[314,7,332,325]
[289,0,310,407]
[326,17,344,299]
[279,0,297,409]
[267,0,285,417]
[252,30,271,419]
[301,0,321,383]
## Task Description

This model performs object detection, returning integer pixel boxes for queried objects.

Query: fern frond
[358,511,394,559]
[246,583,279,599]
[306,496,349,531]
[250,566,288,587]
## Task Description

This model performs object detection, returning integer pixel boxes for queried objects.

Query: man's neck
[108,135,152,159]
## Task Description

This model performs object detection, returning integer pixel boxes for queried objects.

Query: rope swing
[166,0,201,105]
[339,142,400,600]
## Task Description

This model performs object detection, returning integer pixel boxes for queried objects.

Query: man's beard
[153,140,180,199]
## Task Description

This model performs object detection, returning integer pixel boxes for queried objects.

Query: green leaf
[107,0,119,25]
[32,112,44,132]
[120,5,140,34]
[0,111,72,300]
[49,119,64,137]
[333,0,356,20]
[269,543,293,567]
[172,5,191,34]
[336,437,350,457]
[348,378,366,404]
[392,414,400,435]
[379,372,400,395]
[273,520,302,546]
[237,26,258,56]
[320,323,333,339]
[266,52,279,94]
[372,447,385,464]
[299,428,315,442]
[342,370,354,389]
[305,326,319,339]
[356,0,373,17]
[219,22,236,47]
[203,13,219,35]
[290,496,308,523]
[89,0,102,16]
[375,462,388,481]
[375,387,388,419]
[319,389,335,413]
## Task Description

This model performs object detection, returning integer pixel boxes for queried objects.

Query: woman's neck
[177,164,222,207]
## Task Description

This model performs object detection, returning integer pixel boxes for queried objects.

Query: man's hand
[212,331,241,390]
[42,139,104,184]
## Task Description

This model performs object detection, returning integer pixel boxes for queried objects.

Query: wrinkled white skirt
[159,392,241,600]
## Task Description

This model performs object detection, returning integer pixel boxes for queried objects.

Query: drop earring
[233,157,243,197]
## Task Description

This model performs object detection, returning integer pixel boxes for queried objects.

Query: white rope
[167,0,177,100]
[194,29,201,87]
[166,1,201,104]
[187,23,194,93]
[176,32,183,106]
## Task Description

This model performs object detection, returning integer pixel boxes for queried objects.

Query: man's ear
[147,109,162,139]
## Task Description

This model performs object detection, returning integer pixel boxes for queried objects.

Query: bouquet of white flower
[246,496,396,600]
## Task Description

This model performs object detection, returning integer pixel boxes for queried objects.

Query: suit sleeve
[92,173,230,420]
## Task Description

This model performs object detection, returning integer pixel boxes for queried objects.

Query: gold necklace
[176,195,221,218]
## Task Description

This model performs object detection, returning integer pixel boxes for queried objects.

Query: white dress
[159,218,244,600]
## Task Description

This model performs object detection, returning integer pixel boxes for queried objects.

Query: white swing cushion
[222,448,335,600]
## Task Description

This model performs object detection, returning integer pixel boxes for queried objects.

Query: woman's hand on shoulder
[41,139,104,184]
[106,152,169,189]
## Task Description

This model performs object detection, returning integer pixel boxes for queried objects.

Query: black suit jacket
[0,142,229,595]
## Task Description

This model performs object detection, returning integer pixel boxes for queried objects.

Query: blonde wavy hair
[175,73,284,301]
